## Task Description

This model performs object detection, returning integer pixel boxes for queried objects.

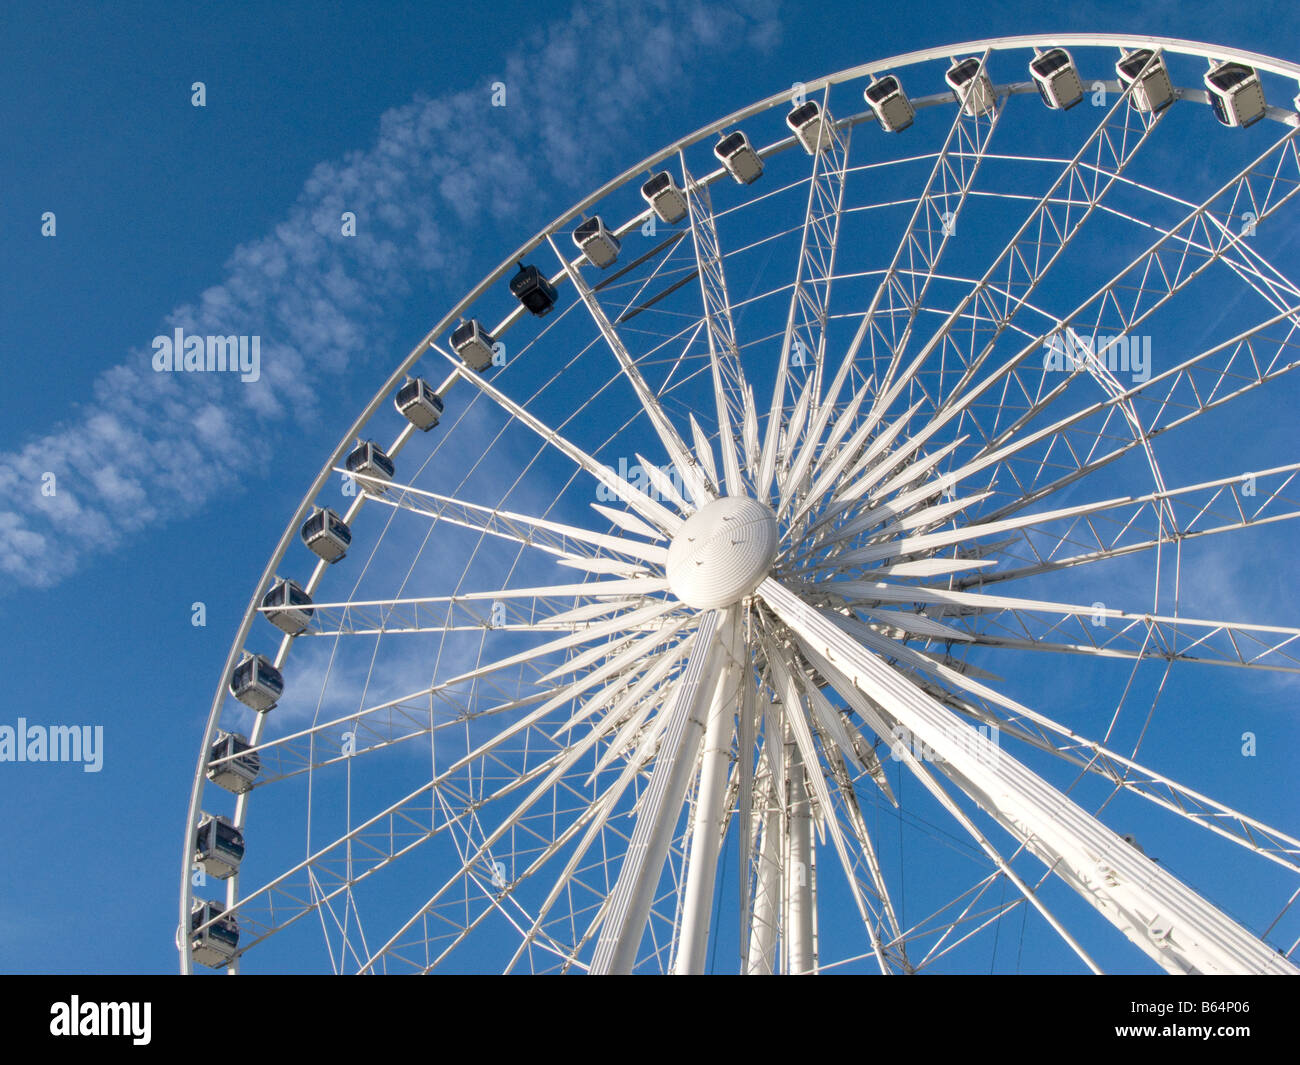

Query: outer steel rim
[181,34,1300,973]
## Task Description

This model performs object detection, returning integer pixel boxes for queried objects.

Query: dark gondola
[510,262,559,317]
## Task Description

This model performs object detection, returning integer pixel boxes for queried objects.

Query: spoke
[297,583,666,637]
[862,48,1005,409]
[758,87,853,500]
[904,673,1300,876]
[813,302,1300,581]
[930,125,1300,444]
[869,50,1167,428]
[758,575,1298,975]
[547,233,713,506]
[433,343,682,533]
[790,632,1104,973]
[681,155,750,494]
[815,463,1300,573]
[812,575,1300,672]
[354,474,667,563]
[952,464,1300,588]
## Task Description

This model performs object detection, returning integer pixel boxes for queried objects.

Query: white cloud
[0,0,782,589]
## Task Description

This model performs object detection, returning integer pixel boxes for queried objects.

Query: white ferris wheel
[181,35,1300,975]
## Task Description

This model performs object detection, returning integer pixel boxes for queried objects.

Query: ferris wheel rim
[181,34,1300,974]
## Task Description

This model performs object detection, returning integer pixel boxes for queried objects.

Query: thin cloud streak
[0,0,781,589]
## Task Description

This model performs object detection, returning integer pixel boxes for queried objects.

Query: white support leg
[785,741,816,975]
[675,643,739,973]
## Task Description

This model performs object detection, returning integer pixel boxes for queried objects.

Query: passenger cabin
[1204,61,1266,127]
[1115,49,1175,113]
[195,812,245,880]
[301,507,351,563]
[1030,48,1084,110]
[573,216,621,268]
[261,577,313,636]
[641,171,688,224]
[345,440,395,493]
[787,101,835,154]
[510,262,559,317]
[450,320,497,372]
[946,57,996,116]
[714,130,763,184]
[190,899,239,968]
[229,652,283,712]
[206,730,261,794]
[395,377,444,431]
[864,75,914,132]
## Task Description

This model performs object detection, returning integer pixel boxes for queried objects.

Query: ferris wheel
[181,34,1300,974]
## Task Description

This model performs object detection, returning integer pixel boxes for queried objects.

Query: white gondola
[194,812,245,880]
[450,319,497,372]
[345,439,395,494]
[301,506,351,563]
[714,130,763,184]
[573,216,621,268]
[786,101,835,154]
[946,57,996,116]
[1030,48,1084,110]
[189,899,239,968]
[206,730,261,794]
[394,377,444,431]
[641,171,688,224]
[1204,61,1266,128]
[229,651,283,712]
[260,577,313,636]
[863,75,914,132]
[1115,48,1175,113]
[510,262,559,316]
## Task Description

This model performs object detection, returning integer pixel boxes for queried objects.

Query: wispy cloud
[0,0,781,589]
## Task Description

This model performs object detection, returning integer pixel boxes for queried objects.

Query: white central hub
[665,496,778,610]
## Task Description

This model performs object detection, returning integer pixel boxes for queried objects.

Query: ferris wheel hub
[665,496,778,609]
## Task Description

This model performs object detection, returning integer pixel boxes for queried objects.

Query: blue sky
[2,0,1298,974]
